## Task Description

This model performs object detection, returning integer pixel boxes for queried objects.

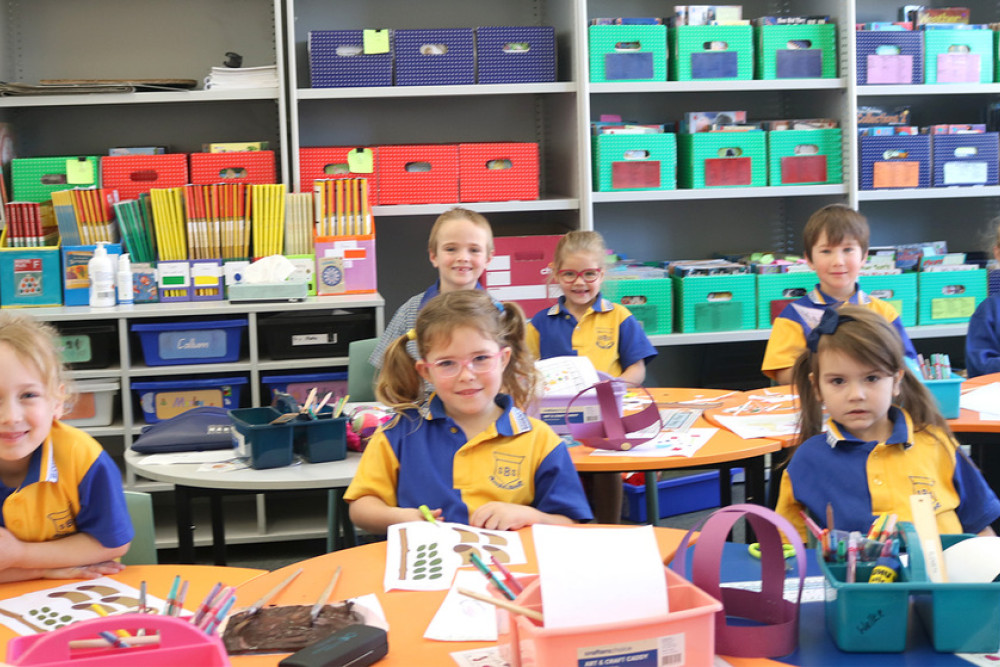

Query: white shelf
[649,323,968,347]
[0,88,280,108]
[68,367,123,379]
[298,82,576,100]
[858,83,1000,96]
[858,187,1000,202]
[373,197,580,217]
[256,357,350,371]
[127,362,254,378]
[593,184,848,203]
[591,78,848,94]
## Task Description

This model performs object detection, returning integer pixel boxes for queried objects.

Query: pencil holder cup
[6,614,229,666]
[228,406,294,469]
[292,412,348,463]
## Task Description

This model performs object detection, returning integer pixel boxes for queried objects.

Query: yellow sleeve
[343,429,399,507]
[761,316,807,380]
[774,468,809,543]
[525,321,541,360]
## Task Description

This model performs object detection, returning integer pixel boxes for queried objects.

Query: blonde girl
[776,306,999,541]
[0,312,132,582]
[345,290,592,534]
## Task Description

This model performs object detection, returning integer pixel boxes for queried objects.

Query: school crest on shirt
[910,477,941,510]
[47,509,75,537]
[596,327,614,350]
[490,452,525,490]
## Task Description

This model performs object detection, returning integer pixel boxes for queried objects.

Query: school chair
[348,337,379,403]
[122,490,158,565]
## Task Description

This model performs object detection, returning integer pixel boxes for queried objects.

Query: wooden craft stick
[309,566,342,624]
[69,634,162,649]
[247,568,303,616]
[910,494,948,583]
[457,587,543,622]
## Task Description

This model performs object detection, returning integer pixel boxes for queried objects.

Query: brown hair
[552,230,608,270]
[802,204,870,261]
[0,312,72,406]
[427,207,494,255]
[790,305,950,448]
[377,290,538,410]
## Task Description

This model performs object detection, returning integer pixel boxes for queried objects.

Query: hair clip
[406,328,417,341]
[806,309,856,353]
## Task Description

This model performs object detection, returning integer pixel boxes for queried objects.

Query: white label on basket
[577,638,662,667]
[659,635,686,666]
[291,333,335,346]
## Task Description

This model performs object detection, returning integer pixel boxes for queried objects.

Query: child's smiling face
[429,218,492,293]
[0,342,62,470]
[807,231,863,301]
[556,251,604,313]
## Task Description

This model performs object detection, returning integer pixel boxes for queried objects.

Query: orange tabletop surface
[570,387,781,472]
[950,372,1000,433]
[703,386,799,448]
[0,564,265,662]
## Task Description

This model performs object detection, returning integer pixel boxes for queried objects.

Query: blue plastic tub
[921,376,962,419]
[621,471,725,522]
[131,376,248,423]
[229,406,294,470]
[130,318,247,366]
[261,372,348,406]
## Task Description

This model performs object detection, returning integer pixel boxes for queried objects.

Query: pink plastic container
[498,568,722,667]
[6,615,229,667]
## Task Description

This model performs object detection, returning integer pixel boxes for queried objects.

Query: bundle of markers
[802,510,901,584]
[917,353,952,380]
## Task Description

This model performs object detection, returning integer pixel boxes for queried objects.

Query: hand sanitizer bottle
[116,253,134,305]
[87,242,116,308]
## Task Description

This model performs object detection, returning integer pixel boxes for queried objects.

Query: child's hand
[470,502,542,531]
[42,561,126,581]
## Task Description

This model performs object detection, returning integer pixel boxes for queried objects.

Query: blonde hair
[0,312,72,406]
[791,305,950,448]
[553,230,608,270]
[427,207,494,255]
[377,290,538,410]
[802,204,870,261]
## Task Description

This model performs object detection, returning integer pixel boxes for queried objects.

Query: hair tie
[806,308,855,353]
[406,328,417,341]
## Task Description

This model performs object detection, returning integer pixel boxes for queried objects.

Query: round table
[125,450,360,564]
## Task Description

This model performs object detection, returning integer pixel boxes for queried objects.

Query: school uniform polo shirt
[0,422,133,548]
[777,407,1000,542]
[761,284,918,380]
[526,295,657,376]
[344,393,593,526]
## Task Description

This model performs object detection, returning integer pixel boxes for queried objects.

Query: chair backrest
[348,337,379,403]
[122,491,158,565]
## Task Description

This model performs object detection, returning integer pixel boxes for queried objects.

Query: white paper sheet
[960,382,1000,419]
[589,428,718,457]
[138,450,239,465]
[424,569,498,641]
[450,646,512,666]
[534,356,600,396]
[713,412,800,439]
[531,525,668,629]
[384,522,526,592]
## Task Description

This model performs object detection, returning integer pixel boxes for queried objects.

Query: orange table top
[950,372,1000,433]
[229,525,784,667]
[570,387,782,472]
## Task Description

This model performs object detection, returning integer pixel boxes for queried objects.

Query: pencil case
[6,614,229,666]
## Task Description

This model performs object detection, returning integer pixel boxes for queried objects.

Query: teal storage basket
[11,156,100,203]
[755,272,816,327]
[755,24,837,79]
[229,406,294,470]
[920,375,962,419]
[924,29,994,84]
[0,232,62,308]
[602,277,673,335]
[589,24,667,82]
[918,269,986,325]
[592,133,676,192]
[678,132,767,188]
[858,273,917,328]
[672,273,756,333]
[670,25,754,81]
[766,129,843,186]
[292,413,348,463]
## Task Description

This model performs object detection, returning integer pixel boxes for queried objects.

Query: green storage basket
[672,273,756,333]
[918,269,986,325]
[678,132,767,189]
[11,156,101,203]
[670,25,754,81]
[592,133,677,191]
[858,273,917,328]
[602,277,674,335]
[755,271,816,327]
[755,24,837,79]
[766,129,843,186]
[924,29,994,84]
[589,24,668,82]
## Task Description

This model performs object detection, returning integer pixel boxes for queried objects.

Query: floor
[156,474,747,571]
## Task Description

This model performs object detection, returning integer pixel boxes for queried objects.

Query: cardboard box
[60,244,123,307]
[678,131,767,188]
[672,273,757,332]
[931,133,1000,187]
[756,23,838,79]
[394,28,475,86]
[925,29,994,84]
[0,231,62,307]
[476,26,556,84]
[918,268,986,324]
[767,128,843,186]
[308,29,393,88]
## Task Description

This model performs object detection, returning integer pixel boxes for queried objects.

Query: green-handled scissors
[748,542,796,560]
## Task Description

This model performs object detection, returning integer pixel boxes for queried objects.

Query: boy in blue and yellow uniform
[762,204,917,385]
[0,313,132,582]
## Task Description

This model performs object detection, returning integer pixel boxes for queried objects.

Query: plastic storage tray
[917,269,986,325]
[858,273,918,328]
[672,273,757,332]
[394,28,475,86]
[261,371,348,405]
[756,23,837,79]
[621,471,723,522]
[131,376,247,424]
[755,271,817,327]
[497,568,721,667]
[257,310,375,359]
[55,323,117,369]
[677,131,767,188]
[766,128,843,186]
[924,28,994,84]
[308,29,393,88]
[229,406,294,469]
[670,25,754,81]
[293,412,348,463]
[931,133,1000,187]
[10,156,100,203]
[130,318,247,366]
[588,24,667,82]
[476,26,556,84]
[602,276,674,335]
[62,379,119,427]
[921,375,963,419]
[592,133,677,192]
[856,30,923,84]
[859,134,932,190]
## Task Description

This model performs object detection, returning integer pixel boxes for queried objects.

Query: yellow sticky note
[363,29,390,54]
[347,148,375,174]
[66,158,94,185]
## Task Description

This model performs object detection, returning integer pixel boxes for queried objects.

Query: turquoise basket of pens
[819,521,1000,653]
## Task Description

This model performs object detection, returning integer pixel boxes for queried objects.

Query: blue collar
[546,293,614,316]
[824,406,913,448]
[423,393,533,436]
[809,283,869,307]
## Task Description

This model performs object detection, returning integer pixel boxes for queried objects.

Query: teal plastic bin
[229,406,294,470]
[293,412,348,463]
[920,375,962,419]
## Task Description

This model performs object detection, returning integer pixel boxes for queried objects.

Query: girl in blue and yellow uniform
[346,290,592,534]
[776,306,999,542]
[0,313,132,582]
